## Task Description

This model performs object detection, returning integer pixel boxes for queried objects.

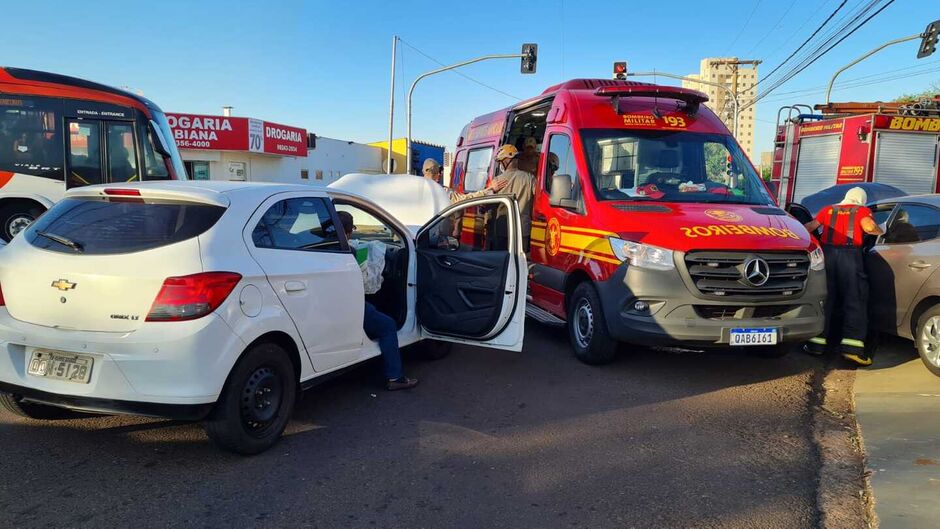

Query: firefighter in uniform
[490,144,535,251]
[803,187,883,366]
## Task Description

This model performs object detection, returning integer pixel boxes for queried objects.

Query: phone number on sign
[175,140,214,148]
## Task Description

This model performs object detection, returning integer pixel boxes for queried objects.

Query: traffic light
[918,20,940,58]
[725,155,733,176]
[521,43,538,74]
[613,61,628,80]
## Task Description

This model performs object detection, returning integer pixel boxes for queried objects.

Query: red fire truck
[0,67,187,240]
[451,79,825,364]
[771,97,940,205]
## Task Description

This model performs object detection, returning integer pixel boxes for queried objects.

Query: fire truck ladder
[774,105,823,204]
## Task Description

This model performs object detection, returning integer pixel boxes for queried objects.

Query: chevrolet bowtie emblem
[51,279,77,291]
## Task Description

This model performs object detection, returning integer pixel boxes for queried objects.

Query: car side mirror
[549,174,577,209]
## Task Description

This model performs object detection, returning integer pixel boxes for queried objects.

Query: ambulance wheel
[915,306,940,377]
[568,282,617,365]
[0,392,82,420]
[204,343,297,455]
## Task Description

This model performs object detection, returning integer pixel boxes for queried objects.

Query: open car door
[414,195,526,351]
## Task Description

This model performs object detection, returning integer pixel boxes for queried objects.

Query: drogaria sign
[167,113,307,157]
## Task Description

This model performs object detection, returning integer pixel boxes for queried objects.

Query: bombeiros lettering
[888,116,940,132]
[680,224,801,240]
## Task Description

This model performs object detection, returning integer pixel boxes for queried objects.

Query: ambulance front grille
[684,251,810,297]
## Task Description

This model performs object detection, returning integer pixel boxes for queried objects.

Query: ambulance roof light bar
[595,85,709,117]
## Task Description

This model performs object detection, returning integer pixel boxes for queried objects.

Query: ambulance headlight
[809,246,825,271]
[609,237,675,271]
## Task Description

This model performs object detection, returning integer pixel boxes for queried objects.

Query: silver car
[866,195,940,376]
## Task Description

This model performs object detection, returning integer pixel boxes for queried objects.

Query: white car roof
[65,181,330,207]
[329,173,450,229]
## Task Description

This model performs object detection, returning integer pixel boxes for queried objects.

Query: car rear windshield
[581,129,774,205]
[24,197,225,255]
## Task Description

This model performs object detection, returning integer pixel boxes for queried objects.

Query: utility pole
[387,36,398,174]
[708,58,760,152]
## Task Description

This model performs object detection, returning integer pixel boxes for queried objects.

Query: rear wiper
[36,230,84,253]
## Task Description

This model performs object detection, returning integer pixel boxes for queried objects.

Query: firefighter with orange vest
[802,187,883,366]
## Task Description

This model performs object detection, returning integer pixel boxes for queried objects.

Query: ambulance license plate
[27,350,93,384]
[729,328,778,346]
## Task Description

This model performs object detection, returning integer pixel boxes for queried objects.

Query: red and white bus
[0,67,186,240]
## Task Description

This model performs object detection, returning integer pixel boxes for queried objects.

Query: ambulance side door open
[414,196,526,351]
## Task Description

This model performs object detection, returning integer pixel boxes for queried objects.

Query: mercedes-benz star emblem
[743,258,771,287]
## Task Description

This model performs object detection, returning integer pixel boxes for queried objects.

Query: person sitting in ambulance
[517,136,540,175]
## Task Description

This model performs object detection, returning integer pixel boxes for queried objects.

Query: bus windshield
[581,129,773,205]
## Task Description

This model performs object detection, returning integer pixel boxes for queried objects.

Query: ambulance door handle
[908,261,932,270]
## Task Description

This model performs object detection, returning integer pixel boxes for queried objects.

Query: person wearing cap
[338,211,418,391]
[517,136,540,175]
[491,144,536,250]
[803,186,883,366]
[422,157,506,204]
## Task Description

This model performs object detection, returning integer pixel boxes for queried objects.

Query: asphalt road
[1,322,827,529]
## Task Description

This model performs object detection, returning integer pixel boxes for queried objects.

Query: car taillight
[103,188,141,196]
[0,282,5,307]
[146,272,241,322]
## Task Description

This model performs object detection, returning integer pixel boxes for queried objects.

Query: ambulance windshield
[581,130,773,205]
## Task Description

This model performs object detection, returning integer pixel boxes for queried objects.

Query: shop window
[301,169,309,180]
[316,170,323,180]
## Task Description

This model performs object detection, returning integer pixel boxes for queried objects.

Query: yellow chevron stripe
[557,247,621,265]
[531,227,546,240]
[560,233,616,257]
[532,220,547,227]
[560,225,617,237]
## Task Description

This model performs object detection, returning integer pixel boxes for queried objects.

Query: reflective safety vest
[816,204,873,247]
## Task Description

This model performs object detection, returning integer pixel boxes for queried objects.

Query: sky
[3,0,938,161]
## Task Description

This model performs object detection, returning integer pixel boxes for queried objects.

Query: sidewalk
[854,336,940,528]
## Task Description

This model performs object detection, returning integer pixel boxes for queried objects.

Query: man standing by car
[491,144,535,250]
[803,187,884,366]
[422,158,507,203]
[338,211,418,391]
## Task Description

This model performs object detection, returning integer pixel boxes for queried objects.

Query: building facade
[683,58,759,159]
[368,138,446,176]
[168,112,385,185]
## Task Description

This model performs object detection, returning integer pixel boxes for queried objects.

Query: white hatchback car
[0,176,526,454]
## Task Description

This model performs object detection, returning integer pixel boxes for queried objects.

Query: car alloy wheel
[919,315,940,368]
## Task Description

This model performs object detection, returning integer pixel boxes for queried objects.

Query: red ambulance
[450,79,825,364]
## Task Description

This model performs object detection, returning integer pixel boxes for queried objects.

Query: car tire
[413,339,453,361]
[0,202,43,242]
[915,306,940,377]
[0,392,82,420]
[567,282,618,365]
[746,343,792,358]
[204,343,297,455]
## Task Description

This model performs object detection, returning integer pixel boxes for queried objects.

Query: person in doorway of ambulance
[422,158,507,203]
[517,136,540,175]
[338,211,418,391]
[491,144,536,251]
[802,187,884,366]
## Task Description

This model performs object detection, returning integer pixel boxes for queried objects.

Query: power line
[762,60,940,98]
[744,0,799,57]
[750,0,895,107]
[724,0,763,55]
[758,65,940,104]
[757,0,848,87]
[398,38,521,100]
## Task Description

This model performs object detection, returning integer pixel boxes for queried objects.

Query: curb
[812,363,876,528]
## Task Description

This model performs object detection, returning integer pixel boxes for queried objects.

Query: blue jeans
[363,302,402,380]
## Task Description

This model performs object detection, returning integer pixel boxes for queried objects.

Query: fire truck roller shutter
[872,132,940,196]
[793,135,841,203]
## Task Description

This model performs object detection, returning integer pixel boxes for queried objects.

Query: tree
[761,166,772,182]
[896,82,940,103]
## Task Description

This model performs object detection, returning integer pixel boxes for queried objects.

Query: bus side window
[106,123,139,183]
[0,99,63,179]
[142,123,171,180]
[67,121,102,187]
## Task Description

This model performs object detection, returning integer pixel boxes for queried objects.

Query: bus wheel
[567,282,618,365]
[0,202,44,241]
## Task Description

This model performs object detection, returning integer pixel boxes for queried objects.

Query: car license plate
[27,350,93,384]
[729,328,778,346]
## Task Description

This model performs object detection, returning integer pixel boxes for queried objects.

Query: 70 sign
[248,118,264,153]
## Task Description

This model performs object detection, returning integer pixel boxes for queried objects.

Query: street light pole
[824,33,923,105]
[387,36,398,174]
[406,53,524,173]
[626,71,740,137]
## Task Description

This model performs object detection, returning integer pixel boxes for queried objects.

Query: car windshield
[581,129,773,205]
